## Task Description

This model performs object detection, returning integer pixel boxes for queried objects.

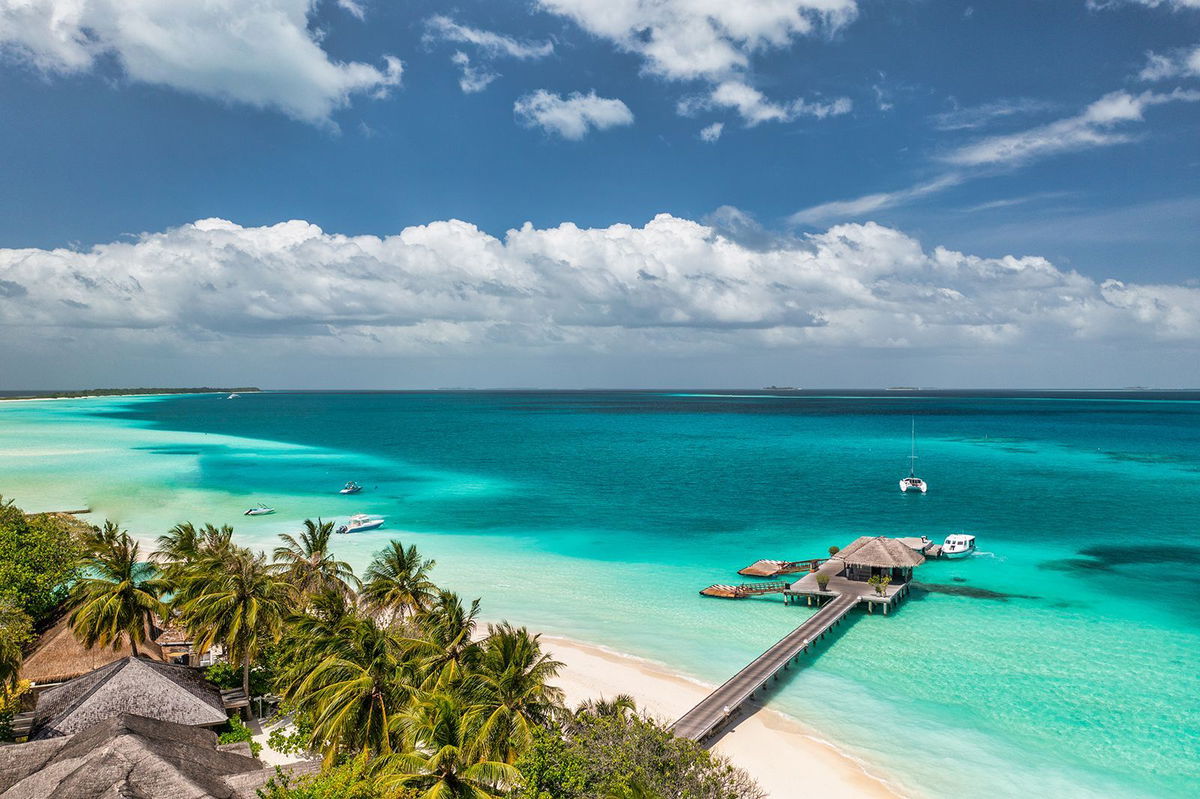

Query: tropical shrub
[257,755,400,799]
[219,715,262,757]
[0,499,83,624]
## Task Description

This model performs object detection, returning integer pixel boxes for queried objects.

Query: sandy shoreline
[541,633,905,799]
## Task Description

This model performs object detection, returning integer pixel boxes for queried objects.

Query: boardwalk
[671,592,858,741]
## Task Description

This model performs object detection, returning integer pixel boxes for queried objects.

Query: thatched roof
[31,657,227,739]
[20,615,166,685]
[835,536,925,568]
[0,714,270,799]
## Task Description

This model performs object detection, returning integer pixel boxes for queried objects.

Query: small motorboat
[244,504,275,516]
[339,481,363,495]
[336,514,384,534]
[942,533,976,559]
[227,393,239,399]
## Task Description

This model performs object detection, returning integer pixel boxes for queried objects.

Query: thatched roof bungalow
[834,536,925,583]
[30,657,227,739]
[0,713,317,799]
[20,616,167,687]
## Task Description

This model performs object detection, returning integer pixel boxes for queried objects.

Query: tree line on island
[0,498,763,799]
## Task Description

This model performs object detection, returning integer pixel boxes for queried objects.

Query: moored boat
[339,481,363,495]
[244,503,275,516]
[336,513,384,534]
[899,418,928,493]
[942,533,976,559]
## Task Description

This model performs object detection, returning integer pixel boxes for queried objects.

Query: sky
[0,0,1197,389]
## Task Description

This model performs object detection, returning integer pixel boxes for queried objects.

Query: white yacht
[339,481,363,495]
[899,418,928,493]
[244,503,275,516]
[336,514,384,534]
[942,533,976,559]
[227,393,239,399]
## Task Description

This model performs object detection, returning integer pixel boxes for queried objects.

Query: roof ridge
[41,658,129,732]
[126,658,228,719]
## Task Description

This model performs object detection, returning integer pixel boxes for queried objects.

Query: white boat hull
[899,480,927,493]
[942,546,974,559]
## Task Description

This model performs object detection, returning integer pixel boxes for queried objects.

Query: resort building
[19,616,169,688]
[833,535,925,584]
[28,656,231,739]
[0,713,317,799]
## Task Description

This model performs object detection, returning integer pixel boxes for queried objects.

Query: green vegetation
[219,715,263,757]
[815,573,830,590]
[0,500,762,797]
[867,574,892,596]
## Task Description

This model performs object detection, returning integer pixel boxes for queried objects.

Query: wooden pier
[699,580,789,599]
[736,558,825,578]
[676,536,923,742]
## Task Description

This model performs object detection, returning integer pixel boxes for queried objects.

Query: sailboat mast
[909,417,916,477]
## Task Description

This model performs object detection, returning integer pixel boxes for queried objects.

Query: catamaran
[244,503,275,516]
[899,418,928,493]
[336,514,384,534]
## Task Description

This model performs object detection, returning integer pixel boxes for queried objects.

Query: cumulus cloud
[536,0,856,81]
[699,122,724,142]
[450,52,498,94]
[336,0,366,20]
[1138,44,1200,80]
[943,89,1200,167]
[536,0,856,126]
[682,81,851,126]
[1,215,1196,366]
[514,90,634,139]
[0,0,402,125]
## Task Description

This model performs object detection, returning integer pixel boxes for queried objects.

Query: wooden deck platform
[671,592,859,741]
[737,558,825,577]
[700,580,790,599]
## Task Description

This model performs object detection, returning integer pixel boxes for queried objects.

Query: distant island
[0,387,260,400]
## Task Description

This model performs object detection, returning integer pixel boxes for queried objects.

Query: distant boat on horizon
[227,393,239,399]
[899,418,928,493]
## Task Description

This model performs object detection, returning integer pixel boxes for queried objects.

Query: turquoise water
[2,391,1199,798]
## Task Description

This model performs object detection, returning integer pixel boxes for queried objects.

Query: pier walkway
[671,591,858,741]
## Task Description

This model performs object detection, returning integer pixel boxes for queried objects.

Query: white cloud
[789,175,964,225]
[337,0,366,20]
[1088,0,1200,9]
[700,122,724,142]
[930,98,1059,131]
[2,215,1196,365]
[536,0,857,81]
[0,0,402,125]
[943,89,1200,167]
[450,52,497,94]
[424,15,554,60]
[514,90,634,139]
[1138,44,1200,80]
[684,81,851,126]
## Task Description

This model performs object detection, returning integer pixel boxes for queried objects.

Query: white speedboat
[339,481,363,495]
[899,418,928,493]
[336,514,384,534]
[227,393,239,399]
[244,503,275,516]
[942,533,976,559]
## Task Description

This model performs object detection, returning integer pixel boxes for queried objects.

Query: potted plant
[815,573,830,591]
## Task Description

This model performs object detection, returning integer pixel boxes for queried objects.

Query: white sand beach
[543,634,905,799]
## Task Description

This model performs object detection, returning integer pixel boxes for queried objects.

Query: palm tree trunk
[129,632,139,658]
[242,652,251,698]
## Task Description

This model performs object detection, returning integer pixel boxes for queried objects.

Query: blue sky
[0,0,1197,388]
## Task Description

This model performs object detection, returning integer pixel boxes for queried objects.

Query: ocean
[2,390,1198,798]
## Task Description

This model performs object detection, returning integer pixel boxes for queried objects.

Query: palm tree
[410,591,482,689]
[277,609,416,758]
[361,540,437,621]
[469,623,564,763]
[273,519,359,598]
[68,530,169,657]
[575,693,637,720]
[0,597,31,689]
[376,691,520,799]
[175,545,289,697]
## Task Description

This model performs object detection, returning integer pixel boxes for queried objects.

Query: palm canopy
[469,623,564,763]
[408,592,482,689]
[68,528,169,657]
[273,518,360,598]
[277,607,418,759]
[377,691,520,799]
[174,544,290,696]
[361,540,437,620]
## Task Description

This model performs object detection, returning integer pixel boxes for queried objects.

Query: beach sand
[543,634,905,799]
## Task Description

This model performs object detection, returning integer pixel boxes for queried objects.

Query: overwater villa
[831,535,926,585]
